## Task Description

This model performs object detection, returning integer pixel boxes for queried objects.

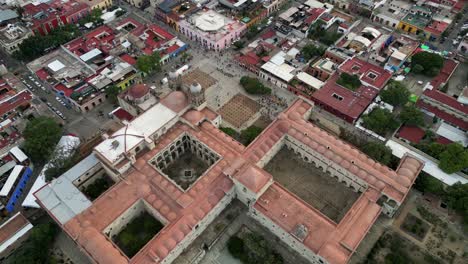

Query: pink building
[178,9,246,51]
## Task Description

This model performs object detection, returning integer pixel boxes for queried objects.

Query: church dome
[190,82,202,94]
[128,84,149,99]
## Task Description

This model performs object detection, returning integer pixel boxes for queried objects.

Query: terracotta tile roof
[397,125,426,143]
[43,92,424,264]
[416,100,468,130]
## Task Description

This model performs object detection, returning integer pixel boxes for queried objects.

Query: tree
[438,143,468,174]
[240,76,271,95]
[105,85,121,103]
[227,236,245,259]
[79,8,103,25]
[301,44,325,61]
[241,126,263,145]
[412,64,424,74]
[10,223,58,264]
[414,172,445,195]
[411,52,444,76]
[336,73,361,91]
[399,105,424,126]
[362,108,400,136]
[445,182,468,230]
[115,10,126,17]
[361,142,393,166]
[15,25,81,61]
[137,51,161,74]
[233,40,245,50]
[414,142,447,159]
[44,148,79,182]
[23,117,62,163]
[380,81,410,107]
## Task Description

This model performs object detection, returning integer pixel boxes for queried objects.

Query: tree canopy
[136,52,161,74]
[336,73,361,91]
[308,20,342,45]
[15,25,81,61]
[411,52,444,76]
[301,43,325,61]
[362,108,400,136]
[23,116,62,164]
[10,223,58,264]
[438,143,468,174]
[399,105,424,126]
[44,148,79,182]
[241,125,264,145]
[78,8,103,26]
[380,81,410,107]
[361,142,393,166]
[240,76,271,95]
[105,85,121,103]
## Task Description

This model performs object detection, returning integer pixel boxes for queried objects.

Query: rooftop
[34,92,423,264]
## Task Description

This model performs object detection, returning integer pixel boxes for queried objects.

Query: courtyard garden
[227,232,283,264]
[113,212,164,258]
[81,176,113,201]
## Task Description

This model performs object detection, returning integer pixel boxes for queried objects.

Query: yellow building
[115,71,143,91]
[398,6,431,35]
[78,0,113,10]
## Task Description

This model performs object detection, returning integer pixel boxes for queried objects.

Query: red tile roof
[312,73,379,123]
[112,108,134,122]
[416,100,468,130]
[0,213,30,245]
[260,29,276,40]
[119,54,136,65]
[339,57,392,89]
[436,136,453,145]
[396,125,425,143]
[429,59,459,89]
[423,89,468,115]
[424,20,449,36]
[54,83,74,97]
[0,90,32,116]
[35,69,50,81]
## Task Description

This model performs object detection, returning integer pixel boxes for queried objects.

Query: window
[351,65,361,71]
[332,93,343,101]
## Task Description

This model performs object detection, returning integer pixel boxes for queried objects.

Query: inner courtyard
[264,146,361,223]
[150,134,220,190]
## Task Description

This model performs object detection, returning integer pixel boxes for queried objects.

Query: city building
[77,0,112,10]
[371,0,411,29]
[312,57,392,123]
[0,23,33,54]
[22,0,90,36]
[118,83,158,116]
[0,212,33,262]
[34,88,422,264]
[114,17,188,64]
[0,9,18,26]
[397,5,432,35]
[178,9,246,51]
[155,0,198,31]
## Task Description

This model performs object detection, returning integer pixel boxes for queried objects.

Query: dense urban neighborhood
[0,0,467,264]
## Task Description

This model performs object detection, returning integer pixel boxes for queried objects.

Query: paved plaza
[264,147,361,223]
